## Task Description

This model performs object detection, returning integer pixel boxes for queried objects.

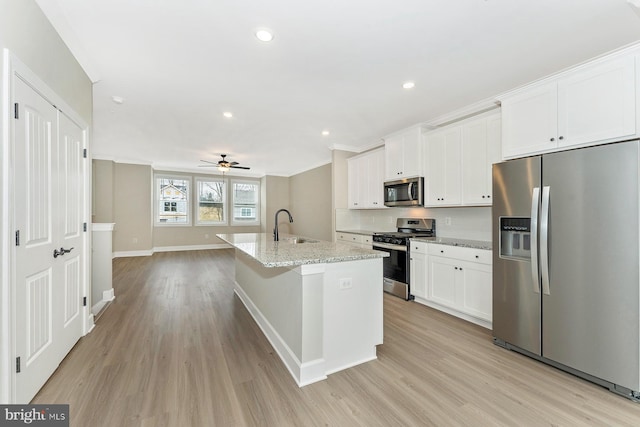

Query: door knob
[53,247,74,258]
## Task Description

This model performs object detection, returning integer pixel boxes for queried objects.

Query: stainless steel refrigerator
[492,140,640,400]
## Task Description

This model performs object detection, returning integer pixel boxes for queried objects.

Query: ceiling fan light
[218,165,230,172]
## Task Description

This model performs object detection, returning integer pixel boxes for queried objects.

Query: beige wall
[0,0,93,403]
[92,160,115,223]
[112,163,153,253]
[262,175,291,236]
[289,163,332,241]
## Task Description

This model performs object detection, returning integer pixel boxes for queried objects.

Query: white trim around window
[154,174,192,226]
[195,177,227,225]
[230,178,261,226]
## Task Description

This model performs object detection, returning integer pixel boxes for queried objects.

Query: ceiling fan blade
[200,159,218,165]
[198,164,216,167]
[230,165,251,170]
[229,161,239,166]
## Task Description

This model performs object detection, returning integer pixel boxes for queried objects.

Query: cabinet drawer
[362,235,373,246]
[409,240,429,254]
[337,233,364,244]
[427,244,492,265]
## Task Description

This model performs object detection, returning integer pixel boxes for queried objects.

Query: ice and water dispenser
[499,217,531,260]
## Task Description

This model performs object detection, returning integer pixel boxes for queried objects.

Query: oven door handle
[372,242,407,252]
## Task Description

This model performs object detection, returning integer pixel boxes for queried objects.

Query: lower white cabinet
[410,241,492,328]
[409,241,428,299]
[336,232,372,249]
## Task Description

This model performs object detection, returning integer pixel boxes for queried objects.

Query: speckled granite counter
[217,233,388,268]
[411,236,492,251]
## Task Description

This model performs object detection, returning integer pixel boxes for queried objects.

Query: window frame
[154,174,192,226]
[230,178,261,226]
[194,176,227,226]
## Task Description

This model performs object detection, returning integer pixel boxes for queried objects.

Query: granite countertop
[217,233,389,268]
[411,236,492,251]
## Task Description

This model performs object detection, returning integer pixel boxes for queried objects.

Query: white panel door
[56,113,84,360]
[13,77,84,403]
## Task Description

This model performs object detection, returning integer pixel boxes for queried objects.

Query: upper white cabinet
[384,126,423,180]
[347,148,386,209]
[461,114,501,205]
[424,111,501,207]
[501,53,637,159]
[425,127,462,206]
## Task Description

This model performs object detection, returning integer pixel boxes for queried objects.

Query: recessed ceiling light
[223,112,233,118]
[402,81,415,89]
[111,95,124,104]
[322,130,330,136]
[255,29,274,42]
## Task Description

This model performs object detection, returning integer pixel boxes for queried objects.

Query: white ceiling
[36,0,640,177]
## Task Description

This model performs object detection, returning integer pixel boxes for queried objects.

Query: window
[155,175,191,225]
[196,178,226,225]
[231,180,260,226]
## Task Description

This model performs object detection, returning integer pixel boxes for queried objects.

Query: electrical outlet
[132,237,138,244]
[204,234,209,239]
[445,217,452,226]
[339,278,353,290]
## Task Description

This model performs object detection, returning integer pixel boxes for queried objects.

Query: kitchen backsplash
[336,207,491,241]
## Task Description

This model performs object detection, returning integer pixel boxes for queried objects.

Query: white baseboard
[103,288,115,302]
[413,297,492,330]
[233,283,327,387]
[112,244,231,258]
[153,243,231,252]
[113,250,153,258]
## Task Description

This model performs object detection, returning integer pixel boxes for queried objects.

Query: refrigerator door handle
[530,187,541,294]
[540,186,551,295]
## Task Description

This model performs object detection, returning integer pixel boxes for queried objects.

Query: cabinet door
[402,127,423,178]
[461,115,501,205]
[428,256,457,308]
[557,55,636,148]
[426,127,461,206]
[458,261,492,322]
[410,252,428,299]
[357,156,369,207]
[501,82,558,158]
[368,149,386,208]
[347,157,360,209]
[384,134,404,180]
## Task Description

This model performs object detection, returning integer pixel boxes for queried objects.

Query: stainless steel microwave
[384,177,424,207]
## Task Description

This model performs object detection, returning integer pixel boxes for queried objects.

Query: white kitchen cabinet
[461,114,501,205]
[501,54,637,159]
[409,240,428,299]
[424,244,492,327]
[425,127,462,206]
[336,232,372,249]
[384,126,423,180]
[347,148,386,209]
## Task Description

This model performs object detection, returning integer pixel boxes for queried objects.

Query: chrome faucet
[274,209,293,241]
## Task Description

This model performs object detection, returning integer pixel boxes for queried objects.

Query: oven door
[372,241,409,300]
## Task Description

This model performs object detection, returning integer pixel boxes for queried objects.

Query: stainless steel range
[372,218,435,300]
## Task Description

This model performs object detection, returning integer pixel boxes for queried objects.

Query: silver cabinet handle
[540,186,551,295]
[530,187,540,294]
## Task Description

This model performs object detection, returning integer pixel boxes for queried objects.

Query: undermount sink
[282,237,318,244]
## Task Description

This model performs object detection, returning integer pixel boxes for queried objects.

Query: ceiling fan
[199,154,251,172]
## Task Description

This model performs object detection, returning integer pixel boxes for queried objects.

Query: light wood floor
[34,249,640,426]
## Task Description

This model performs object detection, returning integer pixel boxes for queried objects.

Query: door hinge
[83,222,87,232]
[14,103,19,119]
[83,296,87,307]
[83,148,87,158]
[15,230,20,246]
[16,357,21,373]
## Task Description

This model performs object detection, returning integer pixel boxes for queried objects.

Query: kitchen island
[217,233,387,386]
